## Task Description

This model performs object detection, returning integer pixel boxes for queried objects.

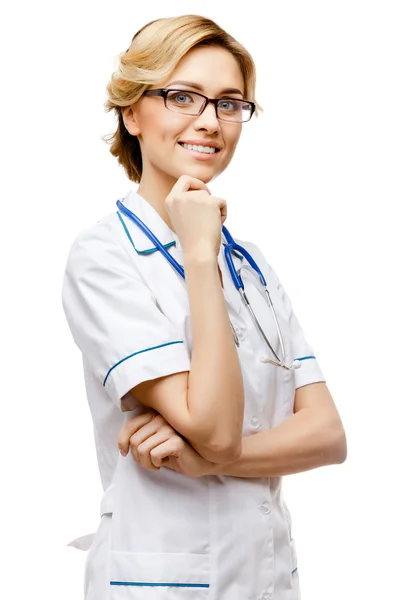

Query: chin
[179,166,220,184]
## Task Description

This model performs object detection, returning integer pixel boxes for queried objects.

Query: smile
[179,142,218,153]
[178,142,220,160]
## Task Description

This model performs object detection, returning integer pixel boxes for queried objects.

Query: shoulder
[234,237,262,257]
[64,211,131,273]
[234,237,277,276]
[61,210,146,320]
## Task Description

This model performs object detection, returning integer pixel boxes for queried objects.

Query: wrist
[202,460,223,476]
[183,249,218,266]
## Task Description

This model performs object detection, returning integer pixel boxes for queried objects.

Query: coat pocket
[109,551,210,599]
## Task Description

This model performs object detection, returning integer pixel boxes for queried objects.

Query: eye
[169,91,194,105]
[218,99,241,112]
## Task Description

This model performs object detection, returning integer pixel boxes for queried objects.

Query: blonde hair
[103,14,262,182]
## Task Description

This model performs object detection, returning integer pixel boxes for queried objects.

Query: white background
[1,1,399,598]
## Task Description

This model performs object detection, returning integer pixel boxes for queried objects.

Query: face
[122,45,245,187]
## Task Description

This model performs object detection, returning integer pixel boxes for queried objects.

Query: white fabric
[62,189,325,599]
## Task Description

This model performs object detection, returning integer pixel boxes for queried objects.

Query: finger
[128,420,160,462]
[191,183,211,194]
[118,410,156,455]
[216,198,227,226]
[169,189,211,206]
[128,418,172,462]
[171,175,210,195]
[216,197,227,213]
[118,412,154,455]
[135,431,174,470]
[150,437,184,468]
[220,204,227,225]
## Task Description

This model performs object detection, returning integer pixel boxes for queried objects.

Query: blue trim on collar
[103,341,185,386]
[117,211,176,255]
[110,582,210,588]
[117,210,243,261]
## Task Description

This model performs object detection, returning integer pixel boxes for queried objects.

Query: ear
[122,105,141,136]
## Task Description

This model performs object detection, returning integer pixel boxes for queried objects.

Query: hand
[117,410,212,478]
[165,175,227,258]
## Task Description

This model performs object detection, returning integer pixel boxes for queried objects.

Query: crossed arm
[117,257,346,477]
[210,381,347,478]
[119,381,347,479]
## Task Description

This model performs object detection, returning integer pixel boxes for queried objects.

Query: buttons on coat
[234,326,245,341]
[260,501,271,515]
[250,416,260,428]
[258,593,271,600]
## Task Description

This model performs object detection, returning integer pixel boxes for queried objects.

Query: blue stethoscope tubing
[116,199,297,371]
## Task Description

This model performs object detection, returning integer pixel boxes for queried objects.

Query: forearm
[207,408,347,478]
[184,253,244,456]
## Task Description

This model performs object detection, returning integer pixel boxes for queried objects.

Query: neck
[136,166,178,233]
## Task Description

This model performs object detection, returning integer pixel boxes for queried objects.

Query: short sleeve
[62,220,191,410]
[243,241,326,390]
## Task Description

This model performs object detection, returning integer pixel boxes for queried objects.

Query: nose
[193,101,221,133]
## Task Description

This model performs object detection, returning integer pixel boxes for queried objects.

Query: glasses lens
[165,90,254,122]
[166,90,205,115]
[217,99,253,122]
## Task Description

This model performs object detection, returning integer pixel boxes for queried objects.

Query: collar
[116,189,245,315]
[116,189,178,254]
[116,188,245,262]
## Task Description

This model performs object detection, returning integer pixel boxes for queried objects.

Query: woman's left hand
[118,410,213,478]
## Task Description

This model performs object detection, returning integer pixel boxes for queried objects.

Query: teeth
[181,143,217,154]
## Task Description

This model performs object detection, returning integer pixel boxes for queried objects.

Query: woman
[62,14,347,600]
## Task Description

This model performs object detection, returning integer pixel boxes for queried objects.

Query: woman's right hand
[165,175,227,258]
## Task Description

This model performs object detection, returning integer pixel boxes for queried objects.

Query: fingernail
[120,449,127,456]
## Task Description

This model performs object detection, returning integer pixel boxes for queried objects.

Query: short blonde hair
[103,14,262,182]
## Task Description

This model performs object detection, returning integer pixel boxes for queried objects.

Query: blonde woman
[62,14,347,600]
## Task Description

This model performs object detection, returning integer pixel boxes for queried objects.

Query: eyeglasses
[142,88,256,123]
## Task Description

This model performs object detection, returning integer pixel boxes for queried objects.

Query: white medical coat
[62,189,326,600]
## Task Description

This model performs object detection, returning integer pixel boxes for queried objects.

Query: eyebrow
[166,80,244,97]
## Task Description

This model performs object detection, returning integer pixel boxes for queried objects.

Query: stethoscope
[116,200,302,371]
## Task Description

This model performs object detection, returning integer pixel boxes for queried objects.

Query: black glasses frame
[142,88,256,122]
